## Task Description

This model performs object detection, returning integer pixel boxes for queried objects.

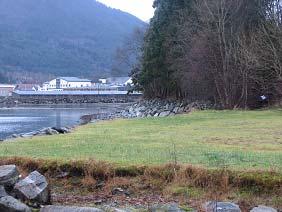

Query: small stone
[40,205,103,212]
[0,165,20,188]
[94,199,103,205]
[112,187,124,195]
[14,171,51,204]
[205,202,241,212]
[55,172,69,179]
[0,195,31,212]
[95,181,105,189]
[250,206,277,212]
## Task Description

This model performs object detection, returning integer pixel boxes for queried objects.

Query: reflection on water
[0,104,126,140]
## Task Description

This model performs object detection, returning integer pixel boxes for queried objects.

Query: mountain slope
[0,0,145,79]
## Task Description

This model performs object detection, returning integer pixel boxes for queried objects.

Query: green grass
[1,110,282,170]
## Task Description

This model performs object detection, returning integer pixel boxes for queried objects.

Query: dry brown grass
[0,157,281,209]
[0,157,281,192]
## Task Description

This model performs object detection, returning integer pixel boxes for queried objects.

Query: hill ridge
[0,0,145,81]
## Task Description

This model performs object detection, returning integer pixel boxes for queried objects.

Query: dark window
[56,79,61,89]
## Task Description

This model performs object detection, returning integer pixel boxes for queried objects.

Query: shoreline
[0,100,214,141]
[0,100,209,141]
[0,106,281,210]
[0,94,142,106]
[0,102,133,141]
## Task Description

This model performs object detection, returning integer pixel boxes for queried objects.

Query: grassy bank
[1,109,282,209]
[0,110,282,170]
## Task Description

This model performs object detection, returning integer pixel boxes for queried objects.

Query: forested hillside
[0,0,145,81]
[136,0,282,108]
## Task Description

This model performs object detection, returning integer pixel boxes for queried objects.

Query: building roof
[58,77,91,82]
[0,84,15,88]
[16,84,37,91]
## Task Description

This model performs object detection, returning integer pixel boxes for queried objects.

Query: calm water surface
[0,104,126,140]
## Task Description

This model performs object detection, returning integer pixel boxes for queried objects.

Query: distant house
[98,79,107,84]
[106,77,133,86]
[98,77,133,86]
[15,84,39,91]
[42,77,92,91]
[0,84,15,96]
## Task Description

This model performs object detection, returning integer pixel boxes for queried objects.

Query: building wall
[43,79,91,90]
[0,87,14,96]
[66,81,91,88]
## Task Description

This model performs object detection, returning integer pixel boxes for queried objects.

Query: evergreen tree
[136,0,282,108]
[139,0,194,98]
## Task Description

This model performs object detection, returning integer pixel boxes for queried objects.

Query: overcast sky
[97,0,155,22]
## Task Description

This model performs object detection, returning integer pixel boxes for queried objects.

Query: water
[0,104,126,140]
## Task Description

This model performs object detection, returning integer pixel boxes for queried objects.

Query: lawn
[0,110,282,170]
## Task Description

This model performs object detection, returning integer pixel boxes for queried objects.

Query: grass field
[0,109,282,170]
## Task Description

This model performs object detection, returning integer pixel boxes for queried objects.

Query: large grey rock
[250,206,277,212]
[40,205,103,212]
[159,111,171,117]
[14,171,50,204]
[0,165,20,188]
[45,128,59,135]
[205,202,241,212]
[150,203,185,212]
[0,195,31,212]
[0,186,7,197]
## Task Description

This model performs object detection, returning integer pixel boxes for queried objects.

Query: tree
[136,0,282,108]
[111,27,146,77]
[139,0,195,98]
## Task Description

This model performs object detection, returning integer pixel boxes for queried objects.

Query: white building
[0,84,15,96]
[99,77,133,86]
[98,79,107,84]
[42,77,91,91]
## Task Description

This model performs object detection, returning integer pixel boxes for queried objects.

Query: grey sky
[97,0,155,21]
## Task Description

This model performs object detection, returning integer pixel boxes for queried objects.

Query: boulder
[0,186,7,197]
[51,127,70,134]
[150,203,185,212]
[20,133,35,138]
[0,195,31,212]
[250,206,277,212]
[45,128,59,135]
[40,205,103,212]
[14,171,51,204]
[205,202,241,212]
[172,107,180,114]
[0,165,20,188]
[159,111,171,117]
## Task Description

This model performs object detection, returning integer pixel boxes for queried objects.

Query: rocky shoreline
[0,94,141,106]
[2,127,74,141]
[114,100,214,119]
[1,100,213,142]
